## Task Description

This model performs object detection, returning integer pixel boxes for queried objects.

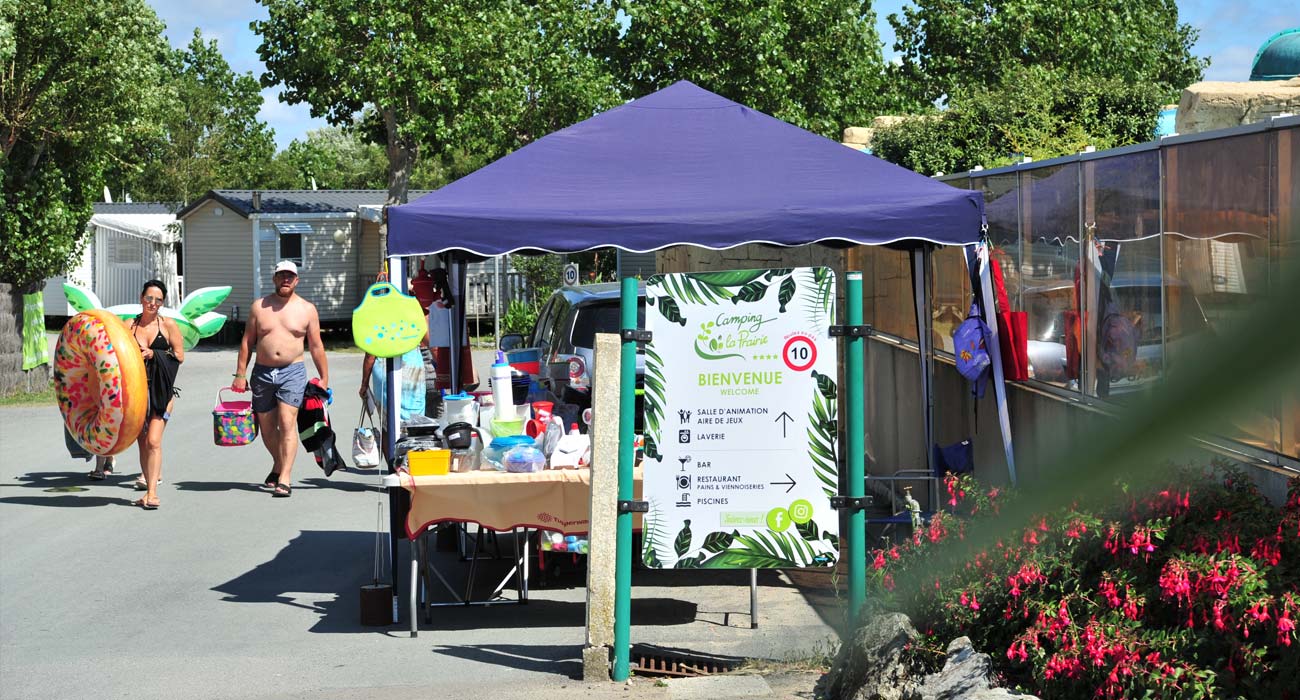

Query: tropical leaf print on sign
[674,553,706,569]
[689,270,767,287]
[655,296,687,326]
[778,276,796,312]
[674,519,693,557]
[807,382,839,501]
[643,502,666,568]
[731,280,769,304]
[799,267,834,334]
[642,343,666,448]
[701,531,735,552]
[810,370,837,401]
[664,274,729,304]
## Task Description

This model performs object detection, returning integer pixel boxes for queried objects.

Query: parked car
[500,282,647,425]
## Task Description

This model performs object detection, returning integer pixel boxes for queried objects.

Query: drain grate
[631,647,742,678]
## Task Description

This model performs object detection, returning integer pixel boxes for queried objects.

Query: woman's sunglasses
[142,296,164,305]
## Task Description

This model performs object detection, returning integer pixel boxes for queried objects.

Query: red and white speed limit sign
[782,334,817,372]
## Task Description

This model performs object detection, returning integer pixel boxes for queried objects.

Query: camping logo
[693,313,772,361]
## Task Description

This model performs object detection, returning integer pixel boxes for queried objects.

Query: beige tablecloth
[398,468,643,539]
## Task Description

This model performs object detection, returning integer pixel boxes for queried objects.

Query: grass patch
[735,637,840,673]
[0,385,56,406]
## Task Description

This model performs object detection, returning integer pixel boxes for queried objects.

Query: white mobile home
[43,203,180,316]
[176,190,432,325]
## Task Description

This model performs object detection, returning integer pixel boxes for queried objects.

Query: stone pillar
[583,332,622,680]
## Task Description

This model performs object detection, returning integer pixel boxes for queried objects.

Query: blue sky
[147,0,1298,151]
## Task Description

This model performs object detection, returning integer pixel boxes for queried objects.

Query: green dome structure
[1250,28,1300,81]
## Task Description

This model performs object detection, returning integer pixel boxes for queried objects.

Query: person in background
[427,268,479,392]
[127,280,184,510]
[231,260,329,498]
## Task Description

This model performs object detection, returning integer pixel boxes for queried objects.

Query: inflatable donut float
[54,310,148,456]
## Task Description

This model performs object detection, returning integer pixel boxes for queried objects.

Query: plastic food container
[407,449,451,476]
[503,445,546,473]
[449,448,479,473]
[483,435,536,471]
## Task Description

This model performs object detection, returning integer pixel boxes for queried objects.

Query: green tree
[266,125,387,190]
[124,30,277,203]
[253,0,622,207]
[888,0,1207,106]
[871,66,1166,175]
[613,0,908,138]
[1,0,171,290]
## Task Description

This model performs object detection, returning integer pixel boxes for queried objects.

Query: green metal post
[613,276,637,681]
[846,271,866,624]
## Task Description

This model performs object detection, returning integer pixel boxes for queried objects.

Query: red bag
[433,345,480,391]
[990,258,1029,380]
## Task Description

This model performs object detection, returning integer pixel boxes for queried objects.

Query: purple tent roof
[388,82,984,256]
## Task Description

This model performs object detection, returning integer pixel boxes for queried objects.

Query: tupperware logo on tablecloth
[537,512,588,529]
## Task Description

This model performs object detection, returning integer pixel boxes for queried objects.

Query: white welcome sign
[641,267,839,569]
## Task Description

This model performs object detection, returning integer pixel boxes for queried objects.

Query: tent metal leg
[750,568,758,628]
[911,246,936,477]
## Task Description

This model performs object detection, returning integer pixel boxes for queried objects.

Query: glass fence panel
[1020,163,1081,390]
[1282,128,1299,459]
[973,172,1022,306]
[858,245,917,341]
[1164,131,1278,454]
[1086,150,1164,400]
[931,245,970,356]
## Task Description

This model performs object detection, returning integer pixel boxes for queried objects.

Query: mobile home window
[275,222,310,266]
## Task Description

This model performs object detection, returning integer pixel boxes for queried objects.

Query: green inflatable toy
[352,282,426,357]
[62,283,232,351]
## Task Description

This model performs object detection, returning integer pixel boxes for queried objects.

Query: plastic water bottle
[491,351,514,422]
[542,416,564,457]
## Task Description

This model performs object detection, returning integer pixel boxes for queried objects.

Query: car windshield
[570,300,647,349]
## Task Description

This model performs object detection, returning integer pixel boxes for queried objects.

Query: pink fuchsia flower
[1279,610,1296,646]
[871,550,886,570]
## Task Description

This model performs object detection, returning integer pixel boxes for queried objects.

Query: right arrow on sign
[770,473,797,493]
[774,411,793,437]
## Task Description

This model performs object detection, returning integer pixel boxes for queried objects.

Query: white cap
[273,260,299,275]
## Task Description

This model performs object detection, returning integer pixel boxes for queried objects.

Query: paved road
[0,347,838,700]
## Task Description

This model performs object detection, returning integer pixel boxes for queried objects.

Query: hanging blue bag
[953,304,992,398]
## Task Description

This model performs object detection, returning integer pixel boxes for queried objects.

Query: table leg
[422,533,432,624]
[520,528,530,602]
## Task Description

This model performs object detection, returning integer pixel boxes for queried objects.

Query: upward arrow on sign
[774,411,793,437]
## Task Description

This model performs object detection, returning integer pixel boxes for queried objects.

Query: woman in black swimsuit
[129,280,185,510]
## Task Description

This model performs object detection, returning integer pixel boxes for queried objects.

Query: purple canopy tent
[389,81,982,255]
[381,81,1011,624]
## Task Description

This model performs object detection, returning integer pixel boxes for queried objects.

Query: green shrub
[872,66,1165,176]
[867,466,1300,699]
[501,299,540,337]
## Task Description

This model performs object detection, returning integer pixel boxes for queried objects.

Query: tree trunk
[0,282,52,397]
[380,107,418,259]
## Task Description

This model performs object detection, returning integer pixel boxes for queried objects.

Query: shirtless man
[231,261,329,497]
